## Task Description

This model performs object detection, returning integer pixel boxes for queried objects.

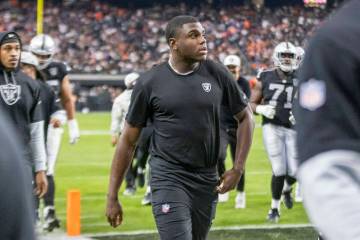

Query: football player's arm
[217,106,255,193]
[29,95,48,198]
[110,100,122,146]
[106,122,142,227]
[250,80,275,119]
[61,75,80,144]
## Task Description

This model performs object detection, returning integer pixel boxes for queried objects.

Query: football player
[250,41,298,222]
[29,34,79,231]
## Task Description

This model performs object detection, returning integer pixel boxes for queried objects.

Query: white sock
[271,199,280,209]
[283,181,291,192]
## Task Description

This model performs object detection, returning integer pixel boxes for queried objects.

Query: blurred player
[295,1,360,239]
[20,51,62,231]
[106,15,254,239]
[218,54,251,209]
[30,33,79,231]
[0,31,48,212]
[250,41,298,222]
[110,72,139,195]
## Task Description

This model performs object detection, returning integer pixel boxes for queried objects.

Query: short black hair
[165,15,199,45]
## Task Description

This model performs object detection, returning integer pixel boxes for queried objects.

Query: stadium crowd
[0,1,330,75]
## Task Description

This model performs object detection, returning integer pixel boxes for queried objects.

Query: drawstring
[2,71,17,85]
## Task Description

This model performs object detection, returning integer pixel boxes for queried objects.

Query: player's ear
[169,38,177,51]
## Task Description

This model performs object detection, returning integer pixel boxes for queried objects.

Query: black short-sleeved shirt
[38,80,60,139]
[221,76,251,130]
[0,71,43,162]
[257,69,297,128]
[126,60,248,169]
[41,61,69,98]
[295,0,360,164]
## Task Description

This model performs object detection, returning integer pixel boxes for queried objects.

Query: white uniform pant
[298,150,360,240]
[262,123,298,177]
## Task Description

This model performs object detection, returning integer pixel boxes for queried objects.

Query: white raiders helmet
[29,34,56,70]
[294,46,305,70]
[124,72,140,88]
[272,42,297,72]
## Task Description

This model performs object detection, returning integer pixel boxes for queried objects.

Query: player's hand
[68,119,80,144]
[289,111,296,125]
[111,135,118,147]
[255,105,275,119]
[50,118,62,128]
[106,197,123,228]
[34,171,48,198]
[216,168,242,194]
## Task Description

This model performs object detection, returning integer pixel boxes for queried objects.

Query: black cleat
[267,208,280,223]
[141,191,152,206]
[137,168,145,188]
[283,189,294,209]
[43,208,60,232]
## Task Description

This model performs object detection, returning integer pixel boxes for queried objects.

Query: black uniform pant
[217,128,245,192]
[150,160,218,240]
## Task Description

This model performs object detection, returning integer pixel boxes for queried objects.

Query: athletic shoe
[141,191,152,206]
[43,207,60,232]
[123,186,136,196]
[295,184,303,202]
[267,208,280,223]
[235,192,246,209]
[282,189,294,209]
[218,192,229,203]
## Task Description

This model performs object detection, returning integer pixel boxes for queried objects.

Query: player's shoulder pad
[256,67,275,80]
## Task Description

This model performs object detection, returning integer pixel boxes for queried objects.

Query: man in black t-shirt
[251,41,298,223]
[106,15,254,240]
[295,1,360,239]
[217,54,251,209]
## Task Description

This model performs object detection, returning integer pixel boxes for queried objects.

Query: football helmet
[20,51,39,67]
[29,34,56,70]
[294,46,305,70]
[272,42,297,72]
[124,72,140,88]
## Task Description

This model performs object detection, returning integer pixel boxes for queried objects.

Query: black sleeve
[58,62,69,81]
[30,83,43,123]
[49,88,61,115]
[217,64,248,115]
[238,78,251,99]
[125,78,151,127]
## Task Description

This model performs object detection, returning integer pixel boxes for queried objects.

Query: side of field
[53,113,310,234]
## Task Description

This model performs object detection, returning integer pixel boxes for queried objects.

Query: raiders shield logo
[49,67,58,76]
[0,84,21,105]
[202,82,211,92]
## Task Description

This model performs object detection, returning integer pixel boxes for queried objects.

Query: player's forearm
[233,107,255,173]
[107,125,141,200]
[62,97,76,120]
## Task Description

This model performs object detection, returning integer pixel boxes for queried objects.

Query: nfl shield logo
[202,83,211,93]
[299,78,326,111]
[0,84,21,105]
[161,204,170,213]
[49,67,58,76]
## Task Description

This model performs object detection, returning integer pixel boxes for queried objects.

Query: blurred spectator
[0,1,330,75]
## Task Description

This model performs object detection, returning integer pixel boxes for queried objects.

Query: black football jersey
[41,61,70,97]
[258,69,297,128]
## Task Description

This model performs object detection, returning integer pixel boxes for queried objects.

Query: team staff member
[0,31,47,200]
[295,1,360,239]
[106,15,254,240]
[218,55,250,209]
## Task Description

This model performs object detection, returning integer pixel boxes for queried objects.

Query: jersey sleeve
[125,78,151,127]
[30,84,44,123]
[58,62,69,81]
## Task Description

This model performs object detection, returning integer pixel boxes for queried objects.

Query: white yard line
[86,223,313,237]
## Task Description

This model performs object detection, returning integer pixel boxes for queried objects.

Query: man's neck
[168,56,199,75]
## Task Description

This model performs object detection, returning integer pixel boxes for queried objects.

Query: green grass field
[54,113,311,237]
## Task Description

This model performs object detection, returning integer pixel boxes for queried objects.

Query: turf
[53,113,310,235]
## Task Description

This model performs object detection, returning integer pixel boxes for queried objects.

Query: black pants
[150,160,218,240]
[217,128,245,192]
